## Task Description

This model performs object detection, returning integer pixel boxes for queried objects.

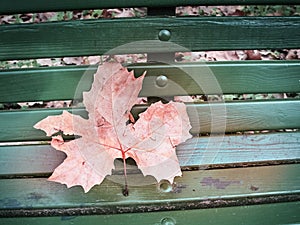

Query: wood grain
[0,132,299,176]
[1,17,299,60]
[0,202,299,225]
[1,1,299,222]
[1,61,299,102]
[0,100,299,142]
[0,164,299,216]
[0,100,300,141]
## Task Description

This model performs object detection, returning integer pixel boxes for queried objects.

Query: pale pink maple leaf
[34,62,192,193]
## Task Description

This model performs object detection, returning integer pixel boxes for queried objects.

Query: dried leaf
[114,9,135,18]
[63,57,84,65]
[37,58,53,66]
[34,62,192,192]
[86,56,101,64]
[245,50,262,60]
[206,51,240,61]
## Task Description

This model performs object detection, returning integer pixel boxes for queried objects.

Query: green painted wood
[0,100,299,142]
[0,202,299,225]
[0,164,299,215]
[0,66,95,103]
[1,61,300,103]
[136,61,300,96]
[0,144,65,176]
[1,3,299,222]
[0,132,299,176]
[0,108,87,142]
[137,100,300,134]
[1,17,299,60]
[1,0,298,14]
[186,100,300,134]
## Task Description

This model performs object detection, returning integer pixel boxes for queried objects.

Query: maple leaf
[34,62,192,193]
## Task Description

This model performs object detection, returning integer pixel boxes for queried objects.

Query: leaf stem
[122,151,129,196]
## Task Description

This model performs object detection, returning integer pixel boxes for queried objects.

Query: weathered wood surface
[1,0,299,14]
[1,2,299,223]
[0,132,299,176]
[0,164,299,217]
[1,202,299,225]
[0,100,299,142]
[1,17,299,60]
[1,62,300,102]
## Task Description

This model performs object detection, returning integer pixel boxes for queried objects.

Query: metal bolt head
[159,180,172,192]
[156,75,168,87]
[158,30,171,41]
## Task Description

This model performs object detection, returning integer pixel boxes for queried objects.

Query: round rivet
[161,217,176,225]
[156,75,168,87]
[158,180,172,192]
[158,30,171,41]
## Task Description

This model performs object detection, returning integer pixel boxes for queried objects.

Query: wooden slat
[135,61,300,96]
[0,133,299,176]
[0,0,298,14]
[134,100,300,134]
[0,108,86,142]
[0,100,299,142]
[1,61,300,103]
[0,164,299,216]
[185,100,300,134]
[1,17,299,60]
[0,202,299,225]
[0,144,65,176]
[0,66,95,103]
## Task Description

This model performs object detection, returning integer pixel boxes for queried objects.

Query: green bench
[1,1,300,224]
